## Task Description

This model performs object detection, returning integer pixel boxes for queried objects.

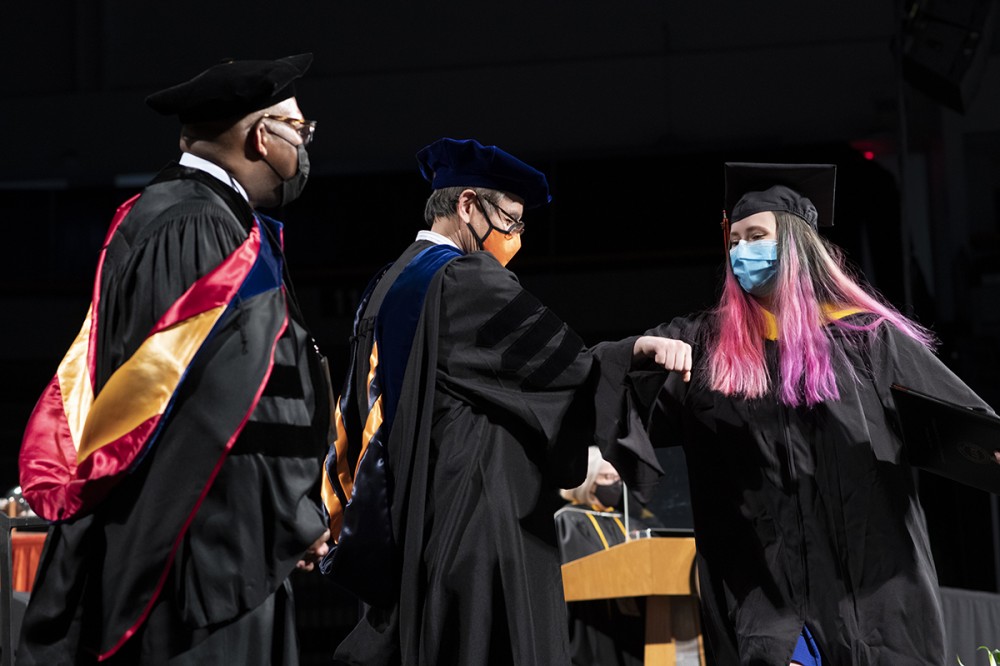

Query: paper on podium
[891,384,1000,494]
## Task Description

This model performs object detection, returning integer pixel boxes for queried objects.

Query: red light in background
[850,138,893,161]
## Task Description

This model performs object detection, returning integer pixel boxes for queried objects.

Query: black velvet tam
[146,53,313,124]
[416,137,551,209]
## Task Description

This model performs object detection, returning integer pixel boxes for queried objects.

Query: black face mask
[264,138,311,208]
[279,143,310,206]
[594,481,623,509]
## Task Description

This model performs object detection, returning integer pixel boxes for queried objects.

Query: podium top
[561,536,697,602]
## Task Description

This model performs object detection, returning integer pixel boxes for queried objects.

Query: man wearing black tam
[319,137,690,665]
[17,54,331,665]
[613,162,997,665]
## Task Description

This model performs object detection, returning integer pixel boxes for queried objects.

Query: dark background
[2,1,999,662]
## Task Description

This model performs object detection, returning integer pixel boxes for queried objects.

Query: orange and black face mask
[471,196,522,266]
[480,227,521,266]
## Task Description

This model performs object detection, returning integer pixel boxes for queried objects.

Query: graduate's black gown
[623,311,994,666]
[330,241,638,666]
[17,167,328,665]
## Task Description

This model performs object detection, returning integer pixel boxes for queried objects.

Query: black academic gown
[331,241,636,666]
[624,312,994,666]
[17,166,329,665]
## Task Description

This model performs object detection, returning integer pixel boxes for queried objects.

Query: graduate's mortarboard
[145,53,313,124]
[416,138,552,209]
[725,162,837,229]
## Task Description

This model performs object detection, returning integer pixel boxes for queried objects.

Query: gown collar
[761,305,864,341]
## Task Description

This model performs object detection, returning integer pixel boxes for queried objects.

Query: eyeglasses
[481,196,525,235]
[261,114,317,146]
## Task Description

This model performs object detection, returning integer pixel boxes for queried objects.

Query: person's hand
[994,450,1000,465]
[633,336,692,382]
[296,529,331,572]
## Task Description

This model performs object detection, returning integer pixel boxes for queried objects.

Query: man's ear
[248,118,270,158]
[455,189,478,223]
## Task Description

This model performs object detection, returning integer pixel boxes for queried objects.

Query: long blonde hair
[560,446,605,504]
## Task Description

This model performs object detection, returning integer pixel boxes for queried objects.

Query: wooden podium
[561,537,703,665]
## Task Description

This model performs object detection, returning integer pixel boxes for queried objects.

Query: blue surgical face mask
[729,239,778,296]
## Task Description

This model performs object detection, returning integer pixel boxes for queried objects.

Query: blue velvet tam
[146,53,313,124]
[416,138,552,209]
[725,162,837,229]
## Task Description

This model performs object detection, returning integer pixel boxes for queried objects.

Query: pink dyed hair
[707,211,935,407]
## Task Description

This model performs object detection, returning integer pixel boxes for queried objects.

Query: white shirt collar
[178,152,250,203]
[416,229,460,250]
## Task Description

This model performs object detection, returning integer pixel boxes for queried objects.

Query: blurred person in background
[555,446,661,666]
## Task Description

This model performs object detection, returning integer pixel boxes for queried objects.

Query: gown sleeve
[638,316,704,435]
[871,323,995,417]
[595,314,706,499]
[435,252,606,488]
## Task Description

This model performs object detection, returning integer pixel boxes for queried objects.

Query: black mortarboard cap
[145,53,313,124]
[416,138,552,209]
[725,162,837,228]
